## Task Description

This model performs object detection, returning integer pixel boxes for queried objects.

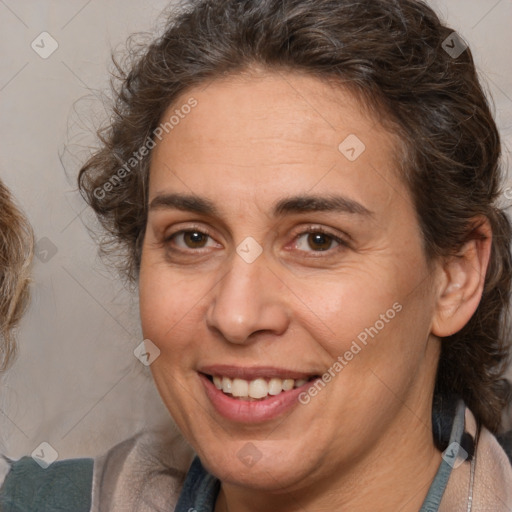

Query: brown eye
[294,231,345,253]
[181,231,209,248]
[166,229,215,251]
[307,233,333,251]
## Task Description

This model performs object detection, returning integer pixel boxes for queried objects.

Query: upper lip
[199,365,318,380]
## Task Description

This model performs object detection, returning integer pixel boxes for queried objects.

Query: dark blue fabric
[174,457,220,512]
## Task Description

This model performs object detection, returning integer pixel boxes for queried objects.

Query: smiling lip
[199,365,315,380]
[198,365,319,423]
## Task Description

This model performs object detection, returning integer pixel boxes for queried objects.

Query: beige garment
[91,429,194,512]
[439,409,512,511]
[91,409,512,511]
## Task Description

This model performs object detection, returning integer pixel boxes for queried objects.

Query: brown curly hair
[78,0,512,432]
[0,179,33,371]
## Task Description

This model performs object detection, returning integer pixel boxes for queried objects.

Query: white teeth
[222,377,232,394]
[282,379,294,391]
[268,378,283,396]
[212,375,310,399]
[248,378,268,399]
[231,378,249,397]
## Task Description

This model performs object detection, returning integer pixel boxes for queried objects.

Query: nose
[206,251,290,345]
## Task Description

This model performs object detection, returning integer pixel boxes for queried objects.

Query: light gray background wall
[0,0,511,460]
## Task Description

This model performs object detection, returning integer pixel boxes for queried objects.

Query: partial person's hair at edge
[0,179,33,371]
[78,0,512,434]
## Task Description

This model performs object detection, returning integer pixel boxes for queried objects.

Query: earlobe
[431,219,492,338]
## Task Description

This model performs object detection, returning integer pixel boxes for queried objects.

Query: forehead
[148,70,407,213]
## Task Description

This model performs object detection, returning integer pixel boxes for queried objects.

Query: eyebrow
[149,193,218,215]
[149,193,373,217]
[273,195,372,217]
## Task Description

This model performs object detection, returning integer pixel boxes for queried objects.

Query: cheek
[138,260,210,352]
[283,266,402,354]
[302,262,432,373]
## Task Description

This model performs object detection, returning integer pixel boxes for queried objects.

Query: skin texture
[139,69,491,512]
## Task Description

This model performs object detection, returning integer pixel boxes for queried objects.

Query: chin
[197,442,315,493]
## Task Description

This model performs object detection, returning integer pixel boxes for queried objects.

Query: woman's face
[140,70,442,493]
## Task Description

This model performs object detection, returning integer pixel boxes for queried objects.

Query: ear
[431,218,492,338]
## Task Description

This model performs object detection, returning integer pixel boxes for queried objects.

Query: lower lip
[200,373,315,423]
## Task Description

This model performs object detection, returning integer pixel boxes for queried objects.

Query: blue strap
[419,399,466,512]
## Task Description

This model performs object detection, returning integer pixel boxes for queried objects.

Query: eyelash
[292,226,349,254]
[163,225,217,252]
[163,224,349,257]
